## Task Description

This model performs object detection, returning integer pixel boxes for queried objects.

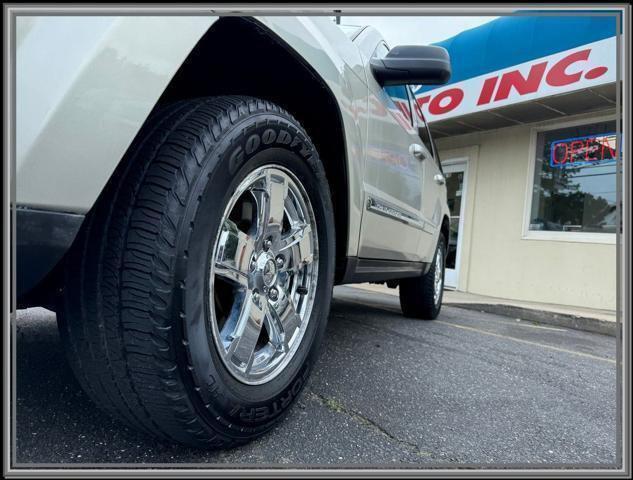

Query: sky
[338,16,498,46]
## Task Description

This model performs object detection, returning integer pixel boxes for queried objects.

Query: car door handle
[409,143,427,160]
[434,173,446,185]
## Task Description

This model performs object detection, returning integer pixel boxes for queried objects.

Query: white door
[442,159,468,289]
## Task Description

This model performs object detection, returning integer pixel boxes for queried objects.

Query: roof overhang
[429,82,616,138]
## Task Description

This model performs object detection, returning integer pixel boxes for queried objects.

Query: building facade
[417,16,619,311]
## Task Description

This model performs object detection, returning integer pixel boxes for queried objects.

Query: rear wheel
[57,96,335,448]
[399,234,446,320]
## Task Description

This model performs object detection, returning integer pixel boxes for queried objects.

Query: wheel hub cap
[208,166,318,385]
[261,256,277,287]
[433,246,443,306]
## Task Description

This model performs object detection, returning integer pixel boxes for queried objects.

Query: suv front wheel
[57,96,336,448]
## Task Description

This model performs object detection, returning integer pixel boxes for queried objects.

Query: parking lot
[15,285,618,467]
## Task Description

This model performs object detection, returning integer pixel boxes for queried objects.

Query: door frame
[442,157,469,290]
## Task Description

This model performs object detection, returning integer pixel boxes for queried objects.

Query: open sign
[550,133,617,168]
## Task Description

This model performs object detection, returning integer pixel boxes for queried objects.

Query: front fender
[16,15,216,212]
[252,16,367,257]
[17,15,367,258]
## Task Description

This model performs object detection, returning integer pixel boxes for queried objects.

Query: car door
[357,39,429,262]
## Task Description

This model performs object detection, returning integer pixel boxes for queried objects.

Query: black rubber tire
[57,96,335,448]
[399,234,446,320]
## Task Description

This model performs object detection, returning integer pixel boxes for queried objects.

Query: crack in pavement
[308,390,451,461]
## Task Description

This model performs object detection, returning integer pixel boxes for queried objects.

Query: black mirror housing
[370,45,451,86]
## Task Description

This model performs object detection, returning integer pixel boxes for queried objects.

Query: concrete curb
[447,302,618,337]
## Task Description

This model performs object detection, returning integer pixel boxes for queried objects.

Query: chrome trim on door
[366,196,433,232]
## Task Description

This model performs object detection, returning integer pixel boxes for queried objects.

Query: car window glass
[373,43,390,60]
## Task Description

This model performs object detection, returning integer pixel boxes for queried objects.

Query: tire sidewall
[431,234,446,317]
[173,113,335,437]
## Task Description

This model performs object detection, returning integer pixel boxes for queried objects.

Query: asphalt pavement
[14,285,619,468]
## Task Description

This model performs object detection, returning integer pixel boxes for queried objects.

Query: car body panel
[16,15,216,212]
[253,17,368,258]
[16,15,370,258]
[16,16,449,291]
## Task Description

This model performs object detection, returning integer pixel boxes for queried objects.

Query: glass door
[443,160,468,289]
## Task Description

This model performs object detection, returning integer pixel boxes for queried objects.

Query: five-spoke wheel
[210,166,318,385]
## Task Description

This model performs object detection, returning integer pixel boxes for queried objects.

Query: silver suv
[16,16,451,447]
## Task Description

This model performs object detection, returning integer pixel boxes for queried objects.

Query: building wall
[435,111,617,311]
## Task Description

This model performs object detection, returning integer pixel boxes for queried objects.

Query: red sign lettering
[546,49,592,87]
[495,62,547,101]
[416,42,612,121]
[550,133,617,167]
[477,76,498,105]
[428,88,464,115]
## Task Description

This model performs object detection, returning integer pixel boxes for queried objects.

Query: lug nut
[264,238,273,251]
[268,287,279,301]
[275,255,285,268]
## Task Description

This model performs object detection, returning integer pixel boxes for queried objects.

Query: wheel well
[154,17,349,282]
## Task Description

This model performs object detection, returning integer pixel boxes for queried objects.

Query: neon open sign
[550,133,617,168]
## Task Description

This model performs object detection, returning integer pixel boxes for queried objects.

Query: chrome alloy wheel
[433,245,443,306]
[208,166,318,385]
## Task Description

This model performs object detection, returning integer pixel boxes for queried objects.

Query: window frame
[522,113,618,245]
[407,86,443,172]
[372,41,390,60]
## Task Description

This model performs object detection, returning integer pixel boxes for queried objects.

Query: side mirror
[370,45,451,86]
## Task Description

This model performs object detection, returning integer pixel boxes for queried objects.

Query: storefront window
[529,120,618,234]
